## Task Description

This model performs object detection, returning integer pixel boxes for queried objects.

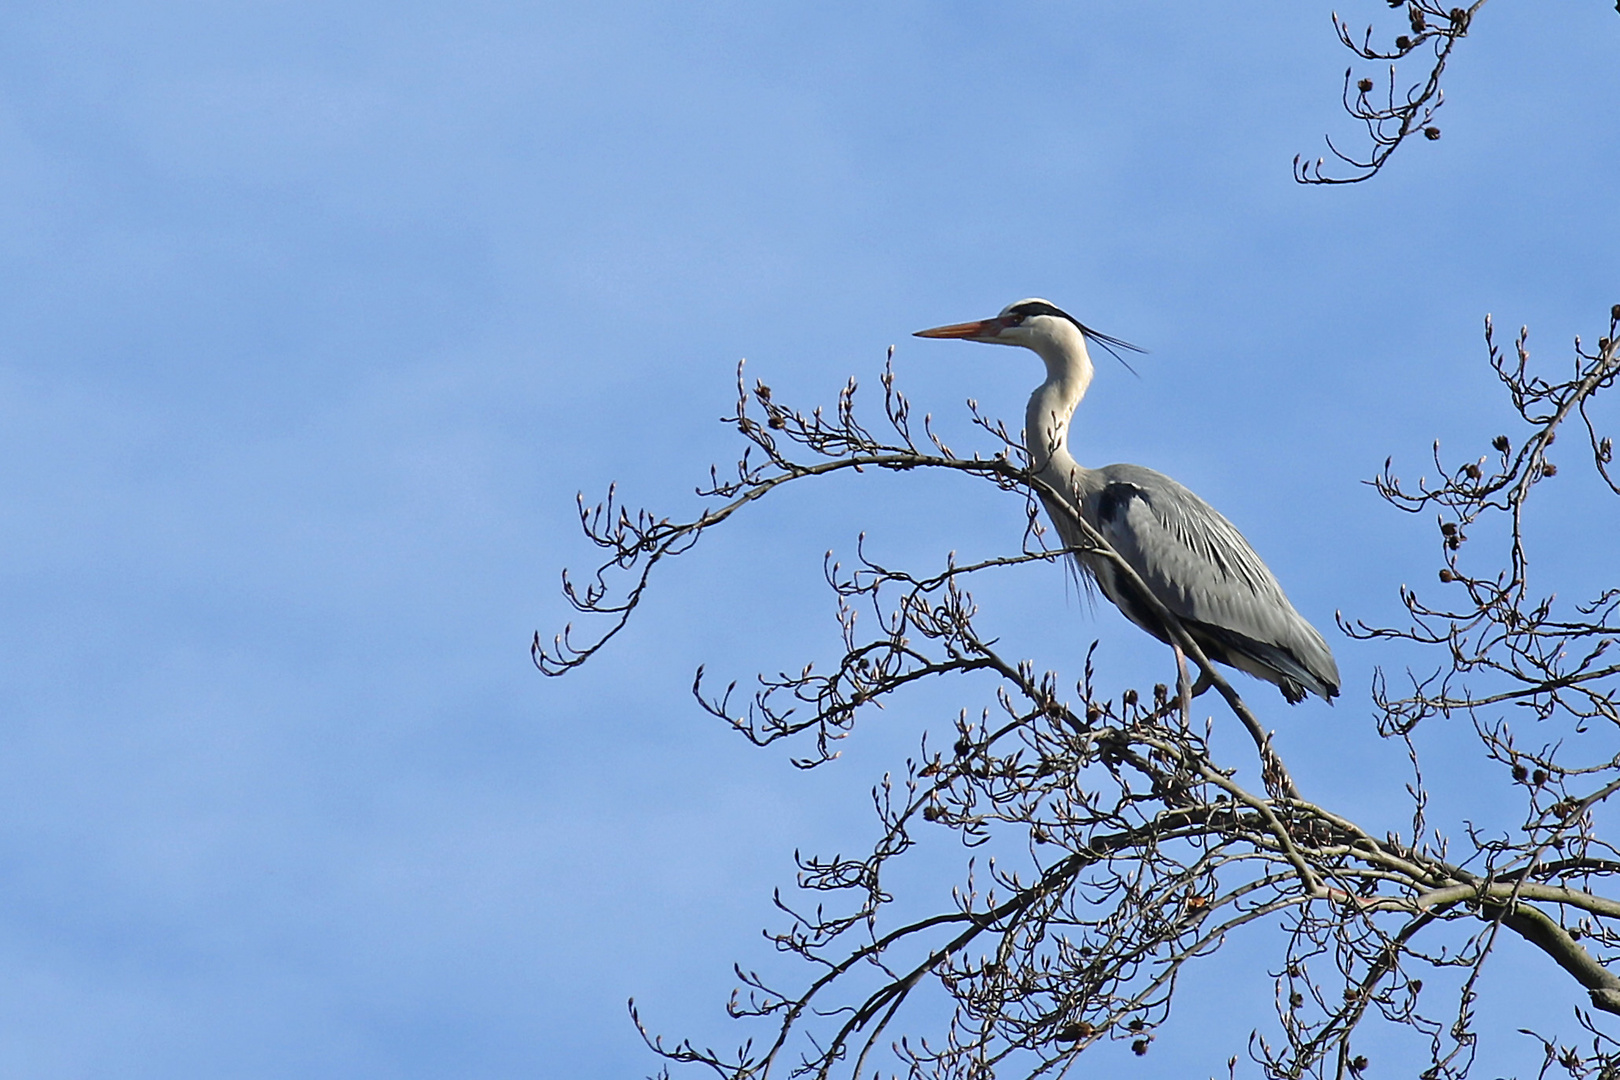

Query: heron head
[913,298,1073,348]
[914,299,1143,367]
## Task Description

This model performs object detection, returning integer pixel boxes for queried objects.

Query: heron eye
[1005,313,1026,325]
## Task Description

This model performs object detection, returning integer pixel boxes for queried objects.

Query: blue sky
[0,1,1616,1076]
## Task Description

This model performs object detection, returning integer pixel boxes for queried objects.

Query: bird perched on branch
[915,298,1339,704]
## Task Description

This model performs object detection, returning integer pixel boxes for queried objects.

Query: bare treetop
[539,302,1620,1079]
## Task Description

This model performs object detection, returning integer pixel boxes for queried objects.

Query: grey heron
[915,299,1340,704]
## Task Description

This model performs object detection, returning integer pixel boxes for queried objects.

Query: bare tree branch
[1296,2,1487,184]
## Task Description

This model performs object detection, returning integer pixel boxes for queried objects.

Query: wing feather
[1068,463,1339,700]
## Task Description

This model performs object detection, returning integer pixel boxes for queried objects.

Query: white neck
[1022,324,1095,477]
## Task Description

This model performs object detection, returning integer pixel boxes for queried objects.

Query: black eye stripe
[1002,300,1147,364]
[1007,301,1067,321]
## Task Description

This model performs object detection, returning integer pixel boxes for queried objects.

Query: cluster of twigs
[1343,307,1620,1078]
[538,305,1620,1079]
[1296,1,1488,184]
[1349,308,1620,736]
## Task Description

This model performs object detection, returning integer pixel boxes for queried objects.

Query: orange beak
[913,318,1003,340]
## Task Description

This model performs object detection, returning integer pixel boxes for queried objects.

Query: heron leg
[1173,642,1193,723]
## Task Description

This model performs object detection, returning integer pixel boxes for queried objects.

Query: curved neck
[1023,328,1095,475]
